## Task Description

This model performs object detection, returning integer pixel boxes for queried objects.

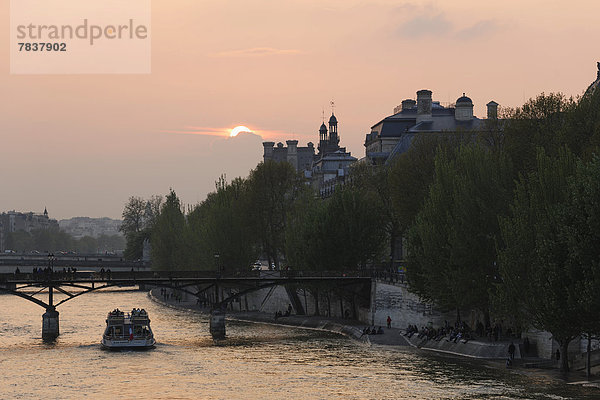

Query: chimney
[401,99,416,111]
[262,142,275,161]
[486,101,499,119]
[286,140,298,170]
[416,90,433,123]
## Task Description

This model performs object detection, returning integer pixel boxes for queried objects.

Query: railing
[0,268,377,283]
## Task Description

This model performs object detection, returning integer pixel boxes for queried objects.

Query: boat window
[114,326,123,336]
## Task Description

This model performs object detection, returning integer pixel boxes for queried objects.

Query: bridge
[0,269,372,340]
[0,253,148,270]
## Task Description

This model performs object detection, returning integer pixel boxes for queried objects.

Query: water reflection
[0,289,597,399]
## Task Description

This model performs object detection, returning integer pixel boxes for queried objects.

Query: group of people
[160,288,184,303]
[361,326,384,336]
[274,304,293,320]
[130,308,147,317]
[98,268,112,280]
[404,321,473,344]
[28,266,78,280]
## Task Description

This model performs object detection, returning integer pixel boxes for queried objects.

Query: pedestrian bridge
[0,269,371,340]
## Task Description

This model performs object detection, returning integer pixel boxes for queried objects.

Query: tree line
[122,88,600,371]
[4,228,125,254]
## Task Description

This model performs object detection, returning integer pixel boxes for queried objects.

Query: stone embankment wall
[369,280,454,330]
[403,334,519,359]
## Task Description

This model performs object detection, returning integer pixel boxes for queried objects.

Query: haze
[1,0,598,219]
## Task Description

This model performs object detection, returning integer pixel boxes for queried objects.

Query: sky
[1,0,599,220]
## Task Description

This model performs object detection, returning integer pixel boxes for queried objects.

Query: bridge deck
[0,270,372,285]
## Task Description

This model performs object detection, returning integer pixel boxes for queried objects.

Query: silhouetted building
[0,208,59,251]
[59,217,122,239]
[364,89,499,164]
[262,111,357,195]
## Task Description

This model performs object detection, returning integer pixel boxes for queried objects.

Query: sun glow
[230,125,252,137]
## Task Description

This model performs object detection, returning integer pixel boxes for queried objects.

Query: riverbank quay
[147,288,372,343]
[147,288,600,389]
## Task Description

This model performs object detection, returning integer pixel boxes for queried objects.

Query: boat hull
[101,338,156,350]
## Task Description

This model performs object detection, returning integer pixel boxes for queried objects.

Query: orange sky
[1,0,599,219]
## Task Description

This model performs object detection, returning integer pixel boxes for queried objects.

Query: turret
[455,93,474,121]
[262,142,275,161]
[486,101,499,120]
[328,113,339,146]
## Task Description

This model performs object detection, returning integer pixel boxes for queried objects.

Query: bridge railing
[0,268,378,283]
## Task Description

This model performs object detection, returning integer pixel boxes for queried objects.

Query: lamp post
[210,252,226,340]
[214,253,221,275]
[47,253,55,273]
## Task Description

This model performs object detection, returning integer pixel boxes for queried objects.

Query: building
[262,140,316,174]
[58,217,122,239]
[262,112,357,196]
[364,89,499,164]
[0,208,59,251]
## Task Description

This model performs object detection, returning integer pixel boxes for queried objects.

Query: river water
[0,289,597,399]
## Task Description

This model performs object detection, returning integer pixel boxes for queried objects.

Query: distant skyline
[2,0,599,219]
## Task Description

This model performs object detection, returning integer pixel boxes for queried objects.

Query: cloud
[397,13,453,37]
[161,125,302,142]
[455,20,503,40]
[161,126,229,137]
[210,47,303,58]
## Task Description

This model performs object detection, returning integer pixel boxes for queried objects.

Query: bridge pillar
[42,307,59,340]
[209,309,225,340]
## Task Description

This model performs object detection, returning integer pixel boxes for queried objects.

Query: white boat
[101,308,156,350]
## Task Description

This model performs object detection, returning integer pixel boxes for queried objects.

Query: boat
[101,308,156,350]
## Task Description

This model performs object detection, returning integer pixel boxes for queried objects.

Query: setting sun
[230,125,252,137]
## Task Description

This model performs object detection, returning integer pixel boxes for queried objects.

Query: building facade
[58,217,122,239]
[0,208,59,251]
[364,89,499,164]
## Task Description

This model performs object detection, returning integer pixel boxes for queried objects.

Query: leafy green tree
[121,195,162,260]
[150,189,185,270]
[286,185,386,271]
[503,93,573,173]
[349,163,399,267]
[389,133,471,238]
[497,148,582,371]
[247,160,304,268]
[5,230,35,252]
[407,143,513,320]
[185,176,258,272]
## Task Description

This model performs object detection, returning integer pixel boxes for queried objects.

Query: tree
[497,148,582,371]
[407,143,513,320]
[286,185,386,271]
[247,160,304,268]
[503,92,573,173]
[121,195,163,260]
[150,189,185,270]
[349,163,400,267]
[185,176,259,272]
[121,196,146,260]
